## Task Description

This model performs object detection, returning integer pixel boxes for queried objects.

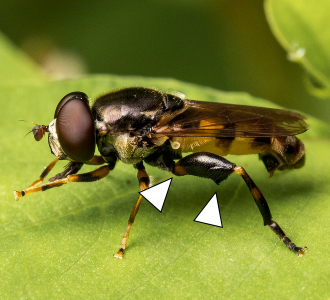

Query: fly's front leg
[28,158,59,188]
[49,156,106,182]
[85,155,106,165]
[114,162,150,259]
[49,161,84,182]
[173,152,306,256]
[27,155,105,188]
[14,164,114,200]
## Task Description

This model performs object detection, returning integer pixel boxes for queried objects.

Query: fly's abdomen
[171,136,270,156]
[259,136,306,175]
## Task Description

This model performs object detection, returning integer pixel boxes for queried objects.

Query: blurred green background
[0,0,329,123]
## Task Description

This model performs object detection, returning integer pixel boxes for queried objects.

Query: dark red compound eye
[55,92,95,162]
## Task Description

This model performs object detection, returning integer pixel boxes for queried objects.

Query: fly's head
[31,92,96,162]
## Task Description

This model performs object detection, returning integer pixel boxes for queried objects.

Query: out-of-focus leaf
[265,0,330,99]
[0,32,44,84]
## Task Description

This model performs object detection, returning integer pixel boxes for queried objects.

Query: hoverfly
[15,87,309,258]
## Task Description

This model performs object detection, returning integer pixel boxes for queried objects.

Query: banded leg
[114,163,150,259]
[49,162,84,182]
[14,164,113,200]
[48,156,106,182]
[233,167,306,256]
[27,155,105,188]
[29,158,59,188]
[173,152,306,256]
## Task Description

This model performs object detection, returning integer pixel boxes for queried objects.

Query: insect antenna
[23,129,34,138]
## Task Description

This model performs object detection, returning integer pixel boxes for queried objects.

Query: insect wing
[154,100,309,138]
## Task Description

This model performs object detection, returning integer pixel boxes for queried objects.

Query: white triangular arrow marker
[194,193,222,227]
[140,178,172,212]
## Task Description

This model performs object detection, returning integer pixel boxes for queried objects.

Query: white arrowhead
[140,178,172,212]
[194,193,222,227]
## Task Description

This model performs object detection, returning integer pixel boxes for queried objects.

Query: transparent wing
[154,100,309,138]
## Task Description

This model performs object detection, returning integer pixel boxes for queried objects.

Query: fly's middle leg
[114,162,150,259]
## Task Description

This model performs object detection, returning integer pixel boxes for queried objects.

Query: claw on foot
[297,247,307,257]
[14,191,23,201]
[114,249,124,259]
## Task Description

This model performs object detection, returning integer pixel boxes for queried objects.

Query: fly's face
[48,119,66,159]
[34,92,96,162]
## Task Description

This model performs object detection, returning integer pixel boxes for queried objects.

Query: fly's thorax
[48,119,67,160]
[95,125,168,164]
[91,87,185,135]
[91,87,185,164]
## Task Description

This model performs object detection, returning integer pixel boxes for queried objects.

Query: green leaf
[265,0,330,99]
[1,36,330,299]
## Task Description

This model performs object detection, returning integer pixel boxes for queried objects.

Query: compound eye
[55,92,89,118]
[55,92,95,162]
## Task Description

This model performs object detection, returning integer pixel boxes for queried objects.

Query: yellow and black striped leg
[49,156,106,182]
[49,161,84,182]
[26,155,106,189]
[173,152,306,256]
[28,158,59,188]
[234,166,306,256]
[14,165,113,200]
[114,163,150,259]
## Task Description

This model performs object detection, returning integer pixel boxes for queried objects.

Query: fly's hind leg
[233,166,306,256]
[173,152,306,256]
[114,162,150,259]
